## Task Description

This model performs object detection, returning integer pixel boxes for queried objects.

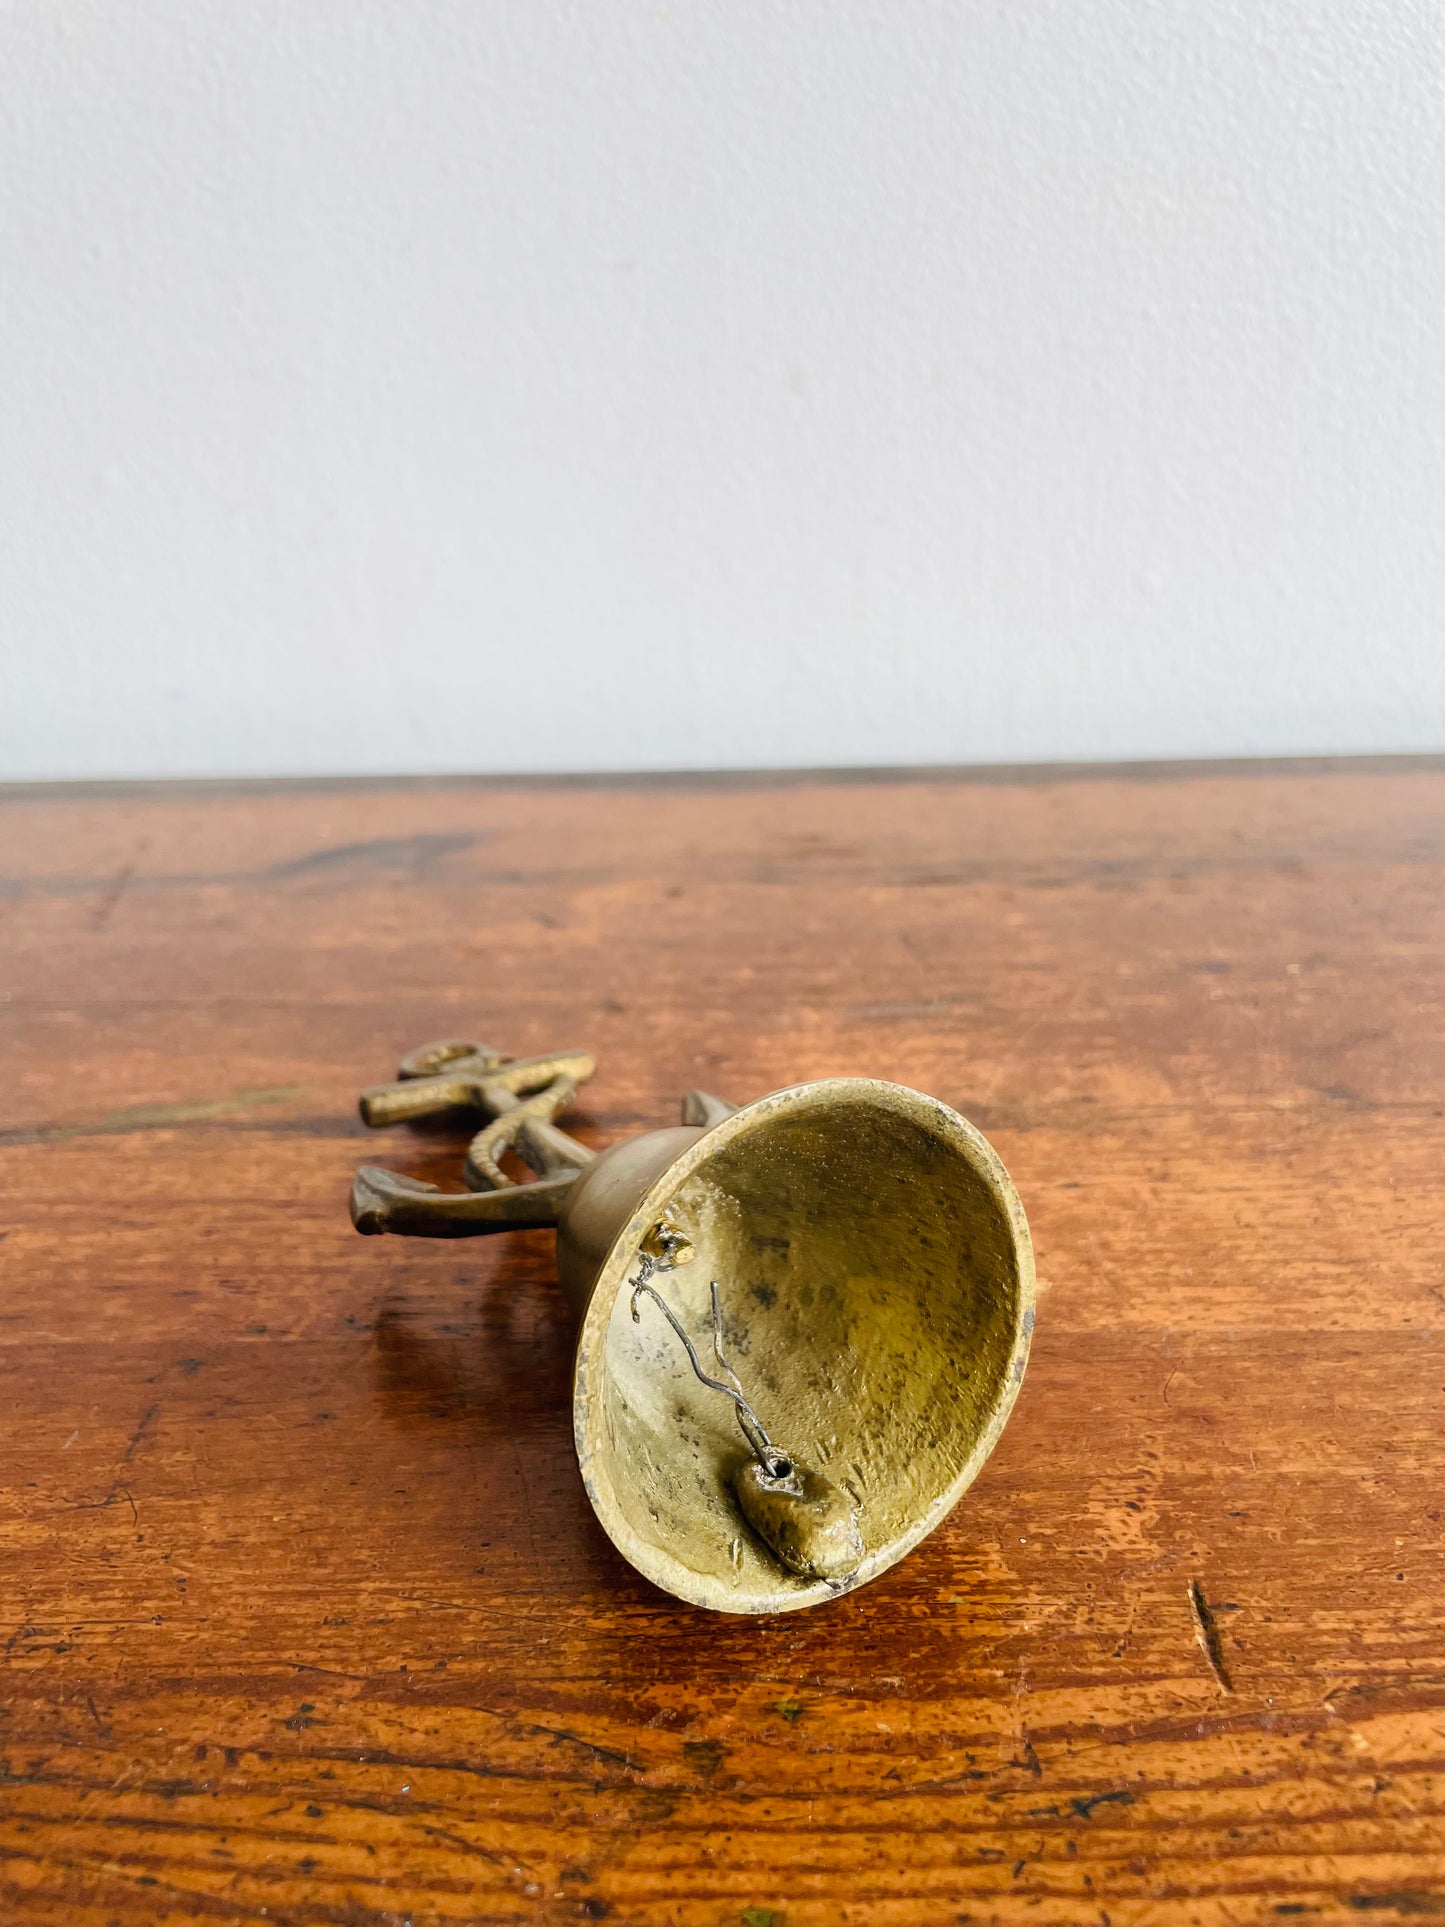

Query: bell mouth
[573,1077,1035,1614]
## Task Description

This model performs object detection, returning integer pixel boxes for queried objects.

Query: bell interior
[574,1079,1033,1614]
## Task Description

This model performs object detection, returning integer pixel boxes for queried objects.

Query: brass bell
[350,1042,1035,1615]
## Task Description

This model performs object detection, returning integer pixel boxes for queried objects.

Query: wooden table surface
[1,760,1443,1927]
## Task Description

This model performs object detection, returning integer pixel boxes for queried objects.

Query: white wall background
[2,0,1443,781]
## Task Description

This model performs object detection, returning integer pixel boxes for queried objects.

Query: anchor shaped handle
[350,1039,735,1238]
[351,1041,597,1237]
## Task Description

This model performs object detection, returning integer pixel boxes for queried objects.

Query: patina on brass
[351,1041,1035,1616]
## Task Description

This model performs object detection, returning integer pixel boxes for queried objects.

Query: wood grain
[0,760,1442,1927]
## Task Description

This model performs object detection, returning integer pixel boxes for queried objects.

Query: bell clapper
[629,1236,863,1586]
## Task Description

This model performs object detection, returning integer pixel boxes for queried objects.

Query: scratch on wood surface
[1189,1579,1235,1696]
[0,1086,306,1146]
[90,852,141,931]
[120,1405,159,1466]
[417,1822,513,1872]
[526,1723,640,1772]
[265,830,477,878]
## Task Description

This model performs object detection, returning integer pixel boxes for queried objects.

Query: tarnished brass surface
[351,1045,1034,1614]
